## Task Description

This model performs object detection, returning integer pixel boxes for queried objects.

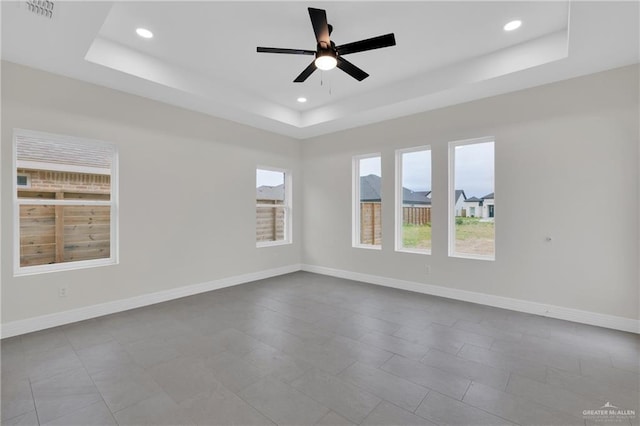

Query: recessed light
[297,97,307,103]
[136,28,153,39]
[503,20,522,31]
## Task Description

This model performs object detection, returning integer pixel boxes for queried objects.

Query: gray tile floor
[2,272,638,426]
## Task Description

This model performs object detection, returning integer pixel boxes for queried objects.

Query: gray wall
[302,65,639,321]
[1,62,302,324]
[2,61,638,327]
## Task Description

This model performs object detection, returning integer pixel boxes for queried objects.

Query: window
[256,167,291,246]
[396,147,432,254]
[353,154,382,249]
[17,174,31,188]
[449,137,495,260]
[14,129,118,275]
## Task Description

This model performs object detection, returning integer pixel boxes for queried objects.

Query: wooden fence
[360,204,432,245]
[403,207,431,225]
[20,203,111,267]
[360,202,382,245]
[256,207,285,242]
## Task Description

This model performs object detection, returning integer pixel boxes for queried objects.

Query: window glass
[256,168,290,245]
[14,130,117,275]
[354,155,382,248]
[397,148,431,253]
[451,140,495,259]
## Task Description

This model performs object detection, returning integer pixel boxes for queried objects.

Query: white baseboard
[1,264,302,339]
[301,264,640,334]
[4,262,637,338]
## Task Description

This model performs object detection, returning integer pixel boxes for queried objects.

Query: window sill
[396,248,431,255]
[256,240,292,248]
[14,258,118,277]
[353,244,382,250]
[449,253,495,261]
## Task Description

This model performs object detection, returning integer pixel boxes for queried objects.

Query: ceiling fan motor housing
[316,45,336,60]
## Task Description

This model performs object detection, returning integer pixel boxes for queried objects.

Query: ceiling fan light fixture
[315,50,337,71]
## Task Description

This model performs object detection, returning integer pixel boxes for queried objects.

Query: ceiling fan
[257,7,396,82]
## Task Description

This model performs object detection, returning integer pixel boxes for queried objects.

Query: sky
[454,142,494,198]
[256,169,284,187]
[402,150,431,192]
[359,142,494,198]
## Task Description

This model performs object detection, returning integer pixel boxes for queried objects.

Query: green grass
[402,217,495,255]
[402,223,432,249]
[454,217,495,240]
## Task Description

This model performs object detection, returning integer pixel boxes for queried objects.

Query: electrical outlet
[58,286,68,297]
[426,265,431,275]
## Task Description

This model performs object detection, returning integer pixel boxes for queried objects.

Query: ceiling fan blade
[294,61,317,82]
[257,47,316,55]
[336,33,396,56]
[336,56,369,81]
[308,7,330,46]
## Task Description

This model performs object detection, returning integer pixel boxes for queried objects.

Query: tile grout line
[83,357,120,424]
[504,372,513,392]
[412,389,431,414]
[461,380,473,401]
[357,399,383,425]
[27,377,41,426]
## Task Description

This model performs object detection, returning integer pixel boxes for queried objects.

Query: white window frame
[352,153,382,250]
[16,173,31,189]
[448,136,495,261]
[256,166,292,248]
[395,145,431,255]
[13,129,119,276]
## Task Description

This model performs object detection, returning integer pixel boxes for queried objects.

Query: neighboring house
[462,192,495,219]
[403,188,431,207]
[481,192,495,219]
[17,137,112,195]
[361,175,433,206]
[360,175,473,216]
[463,196,483,217]
[360,174,382,202]
[453,190,467,216]
[256,184,284,203]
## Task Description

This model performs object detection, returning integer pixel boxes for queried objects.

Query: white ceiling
[2,1,638,139]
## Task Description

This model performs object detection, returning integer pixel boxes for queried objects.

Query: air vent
[25,0,54,19]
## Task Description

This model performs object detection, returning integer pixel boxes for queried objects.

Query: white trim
[353,153,382,249]
[395,146,431,255]
[13,257,117,277]
[257,240,292,248]
[300,264,640,334]
[396,248,430,255]
[1,264,302,338]
[448,136,495,261]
